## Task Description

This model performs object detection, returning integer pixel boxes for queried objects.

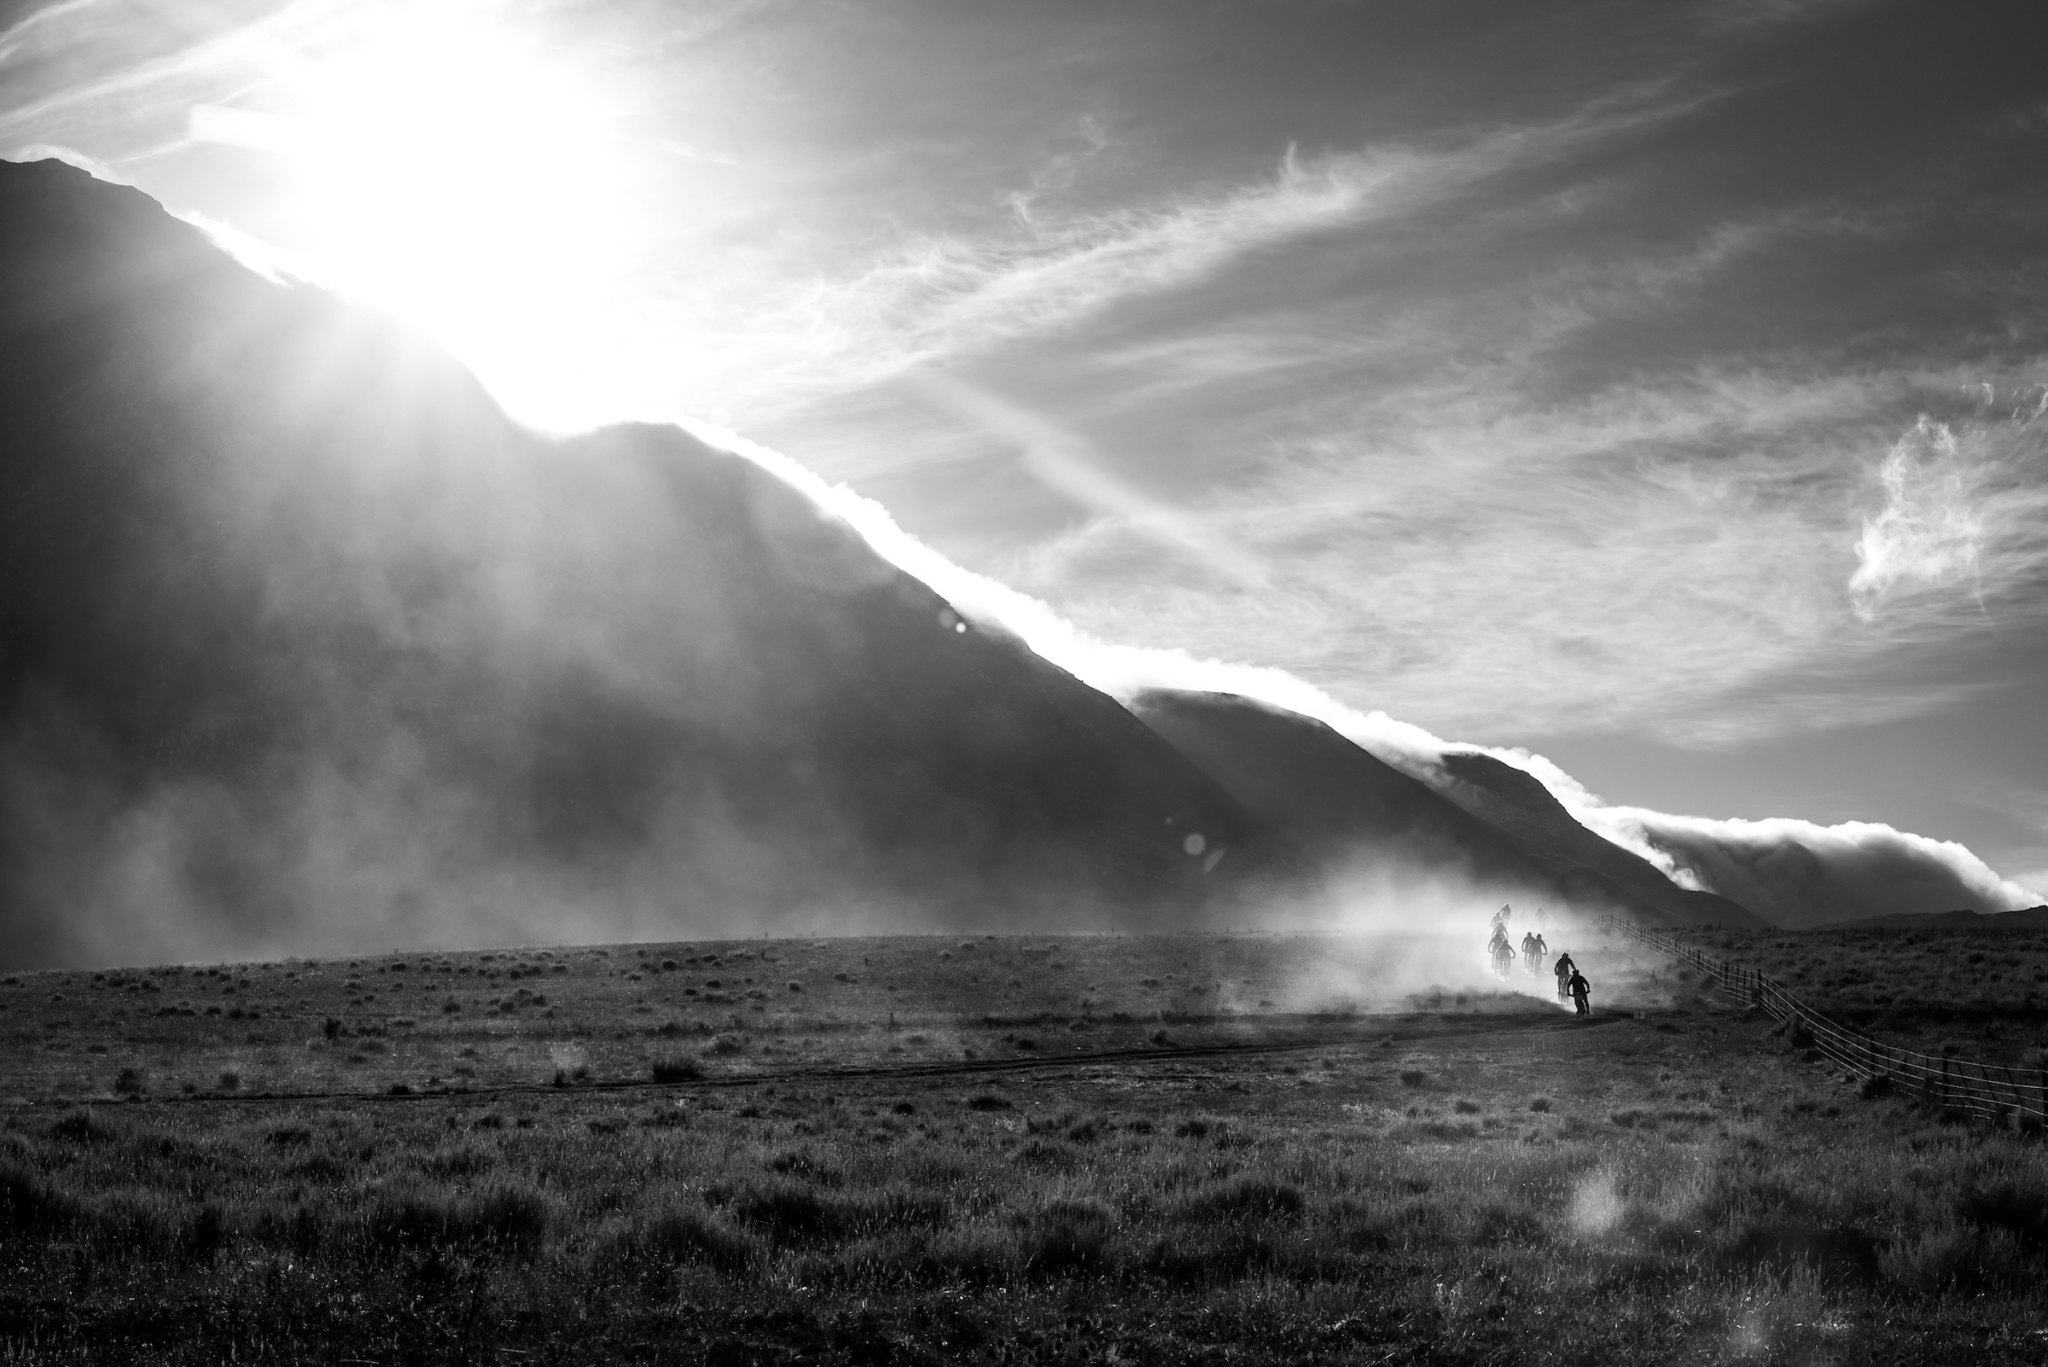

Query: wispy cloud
[1848,397,2048,629]
[656,84,1712,420]
[994,366,1946,740]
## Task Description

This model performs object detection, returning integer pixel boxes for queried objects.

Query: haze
[4,0,2046,914]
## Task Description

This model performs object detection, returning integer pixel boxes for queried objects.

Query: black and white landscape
[3,3,2048,1362]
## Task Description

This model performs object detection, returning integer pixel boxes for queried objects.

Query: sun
[199,9,646,430]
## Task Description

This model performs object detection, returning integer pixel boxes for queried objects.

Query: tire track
[43,1010,1622,1110]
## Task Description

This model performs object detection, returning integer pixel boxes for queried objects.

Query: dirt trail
[70,1009,1623,1110]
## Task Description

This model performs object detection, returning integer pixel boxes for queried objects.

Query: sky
[4,0,2047,905]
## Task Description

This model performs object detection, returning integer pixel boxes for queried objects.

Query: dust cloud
[0,161,1263,970]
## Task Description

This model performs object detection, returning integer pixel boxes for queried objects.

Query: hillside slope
[1128,690,1764,929]
[0,159,1284,967]
[1423,750,1759,927]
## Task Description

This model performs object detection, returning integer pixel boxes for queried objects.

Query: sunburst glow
[198,9,646,429]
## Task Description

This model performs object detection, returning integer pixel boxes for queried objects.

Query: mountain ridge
[0,157,1294,967]
[1128,689,1764,929]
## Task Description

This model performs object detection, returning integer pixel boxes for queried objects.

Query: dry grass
[2,930,2045,1363]
[1659,926,2048,1063]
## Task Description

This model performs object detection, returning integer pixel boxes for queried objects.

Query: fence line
[1601,917,2047,1131]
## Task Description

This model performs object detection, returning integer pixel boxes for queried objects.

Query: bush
[1719,1220,1881,1286]
[1179,1176,1304,1222]
[49,1109,117,1145]
[650,1055,702,1083]
[1399,1069,1428,1087]
[112,1067,146,1095]
[720,1182,948,1247]
[0,1161,83,1236]
[614,1205,760,1276]
[765,1150,841,1186]
[1141,1226,1280,1285]
[728,1182,841,1243]
[1016,1138,1077,1169]
[920,1223,1020,1284]
[1023,1198,1113,1279]
[1958,1180,2048,1254]
[360,1180,554,1260]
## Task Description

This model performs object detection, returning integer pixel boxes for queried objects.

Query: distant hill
[0,158,1288,967]
[1420,750,1759,928]
[1821,906,2048,932]
[1128,690,1764,929]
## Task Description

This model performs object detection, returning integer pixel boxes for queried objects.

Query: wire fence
[1602,916,2047,1131]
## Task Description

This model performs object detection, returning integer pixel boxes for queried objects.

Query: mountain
[1419,749,1758,927]
[0,158,1287,968]
[1127,690,1764,929]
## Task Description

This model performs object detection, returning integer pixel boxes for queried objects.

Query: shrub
[418,1144,499,1179]
[1958,1180,2048,1254]
[728,1182,840,1243]
[921,1224,1019,1284]
[613,1205,760,1276]
[187,1202,229,1260]
[1016,1139,1077,1169]
[1399,1069,1428,1087]
[0,1161,83,1236]
[360,1180,554,1260]
[1718,1220,1880,1286]
[49,1110,117,1145]
[112,1067,145,1095]
[1140,1226,1280,1285]
[651,1055,702,1083]
[1023,1198,1113,1278]
[765,1151,841,1186]
[966,1094,1013,1112]
[1179,1176,1304,1222]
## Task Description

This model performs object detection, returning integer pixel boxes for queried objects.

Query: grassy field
[1654,926,2048,1067]
[4,926,2047,1365]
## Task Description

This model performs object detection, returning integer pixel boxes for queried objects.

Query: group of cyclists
[1486,904,1592,1015]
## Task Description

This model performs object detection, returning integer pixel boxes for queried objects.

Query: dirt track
[78,1009,1624,1110]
